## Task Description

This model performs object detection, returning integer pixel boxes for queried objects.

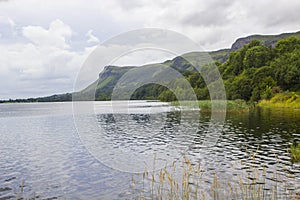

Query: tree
[275,36,300,55]
[243,46,271,68]
[227,75,252,101]
[273,49,300,90]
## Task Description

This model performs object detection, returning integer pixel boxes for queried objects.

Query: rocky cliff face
[231,31,300,51]
[231,36,256,51]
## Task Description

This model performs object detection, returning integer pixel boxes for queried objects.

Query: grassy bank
[258,92,300,109]
[171,100,252,112]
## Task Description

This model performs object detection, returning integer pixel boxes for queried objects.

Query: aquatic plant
[131,152,299,200]
[171,100,252,112]
[13,178,37,200]
[290,143,300,162]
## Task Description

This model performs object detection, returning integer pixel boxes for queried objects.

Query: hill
[3,31,300,103]
[231,31,300,50]
[208,31,300,64]
[76,32,300,102]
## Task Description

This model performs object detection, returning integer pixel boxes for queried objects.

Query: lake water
[0,101,299,199]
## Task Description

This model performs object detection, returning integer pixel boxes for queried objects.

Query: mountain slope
[231,31,300,50]
[207,31,300,64]
[75,32,300,101]
[74,66,134,101]
[4,30,300,103]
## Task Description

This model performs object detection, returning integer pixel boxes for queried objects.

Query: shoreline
[258,92,300,109]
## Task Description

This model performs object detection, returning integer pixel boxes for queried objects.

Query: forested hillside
[135,37,300,102]
[3,33,300,103]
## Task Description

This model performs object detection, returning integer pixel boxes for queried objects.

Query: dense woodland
[133,37,300,102]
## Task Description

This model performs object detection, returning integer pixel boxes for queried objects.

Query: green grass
[96,76,114,89]
[258,92,300,109]
[171,100,252,112]
[290,143,300,162]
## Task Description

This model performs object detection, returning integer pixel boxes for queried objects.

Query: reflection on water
[0,102,299,199]
[73,101,201,173]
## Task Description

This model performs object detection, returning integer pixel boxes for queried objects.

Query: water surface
[0,102,299,199]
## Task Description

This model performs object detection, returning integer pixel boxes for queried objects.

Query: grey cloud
[260,8,300,28]
[180,0,235,26]
[113,0,144,11]
[1,0,300,99]
[240,0,300,28]
[182,9,228,26]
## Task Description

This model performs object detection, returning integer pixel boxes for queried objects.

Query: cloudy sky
[1,0,300,99]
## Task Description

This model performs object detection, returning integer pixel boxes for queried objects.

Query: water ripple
[0,102,299,198]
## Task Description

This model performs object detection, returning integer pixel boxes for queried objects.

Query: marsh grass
[290,143,300,162]
[131,151,298,200]
[259,92,300,109]
[171,100,252,112]
[14,178,37,200]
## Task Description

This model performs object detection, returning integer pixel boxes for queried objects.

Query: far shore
[2,92,300,112]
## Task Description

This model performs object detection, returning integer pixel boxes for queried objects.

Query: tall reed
[130,151,298,200]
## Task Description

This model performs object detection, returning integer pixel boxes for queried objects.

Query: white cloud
[86,29,100,44]
[0,19,95,99]
[22,19,72,49]
[96,0,300,50]
[1,0,300,50]
[1,0,300,98]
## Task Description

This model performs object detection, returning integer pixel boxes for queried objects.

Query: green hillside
[3,31,300,103]
[208,49,231,63]
[74,66,134,101]
[230,31,300,50]
[206,31,300,64]
[159,36,300,102]
[80,31,300,102]
[90,36,300,102]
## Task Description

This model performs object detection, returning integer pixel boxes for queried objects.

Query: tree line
[137,36,300,102]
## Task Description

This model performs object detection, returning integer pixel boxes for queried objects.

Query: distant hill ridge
[231,31,300,50]
[3,30,300,102]
[209,31,300,63]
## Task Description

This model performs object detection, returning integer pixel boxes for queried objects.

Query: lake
[0,101,299,199]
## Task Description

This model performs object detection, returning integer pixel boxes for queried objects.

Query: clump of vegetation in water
[130,152,299,200]
[290,143,300,162]
[171,100,252,112]
[14,178,38,200]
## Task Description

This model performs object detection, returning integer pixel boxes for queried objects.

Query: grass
[290,143,300,162]
[171,100,252,112]
[14,178,37,200]
[258,92,300,109]
[131,151,299,200]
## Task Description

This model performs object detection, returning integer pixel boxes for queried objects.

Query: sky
[1,0,300,99]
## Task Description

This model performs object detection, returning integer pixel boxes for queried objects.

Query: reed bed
[290,143,300,162]
[131,151,299,200]
[171,100,252,112]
